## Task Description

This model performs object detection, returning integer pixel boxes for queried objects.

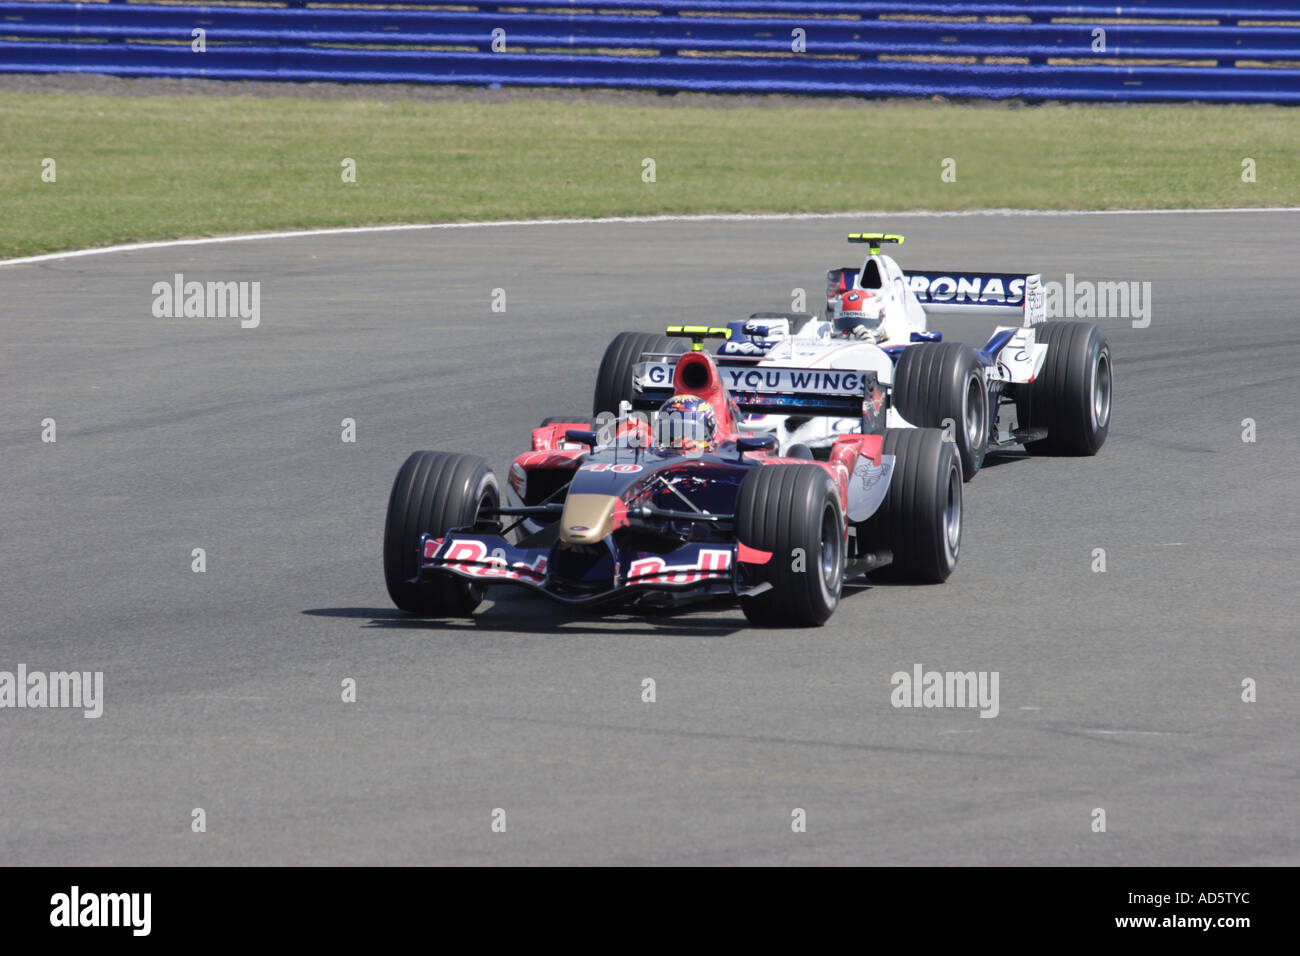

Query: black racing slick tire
[735,465,845,627]
[891,342,988,481]
[857,428,962,583]
[383,451,499,617]
[592,331,689,418]
[1015,321,1111,456]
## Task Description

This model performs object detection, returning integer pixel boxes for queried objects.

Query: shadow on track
[302,598,749,637]
[978,450,1031,470]
[303,572,904,637]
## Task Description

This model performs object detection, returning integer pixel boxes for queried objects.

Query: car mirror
[737,435,777,453]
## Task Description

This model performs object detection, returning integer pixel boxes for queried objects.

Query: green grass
[1,91,1296,258]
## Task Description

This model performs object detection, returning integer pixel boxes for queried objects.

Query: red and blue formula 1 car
[383,330,963,627]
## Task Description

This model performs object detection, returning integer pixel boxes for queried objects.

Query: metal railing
[2,1,1297,101]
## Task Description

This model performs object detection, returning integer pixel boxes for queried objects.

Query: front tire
[592,331,689,418]
[1016,321,1111,455]
[383,451,499,616]
[736,465,844,626]
[892,342,988,481]
[857,428,962,583]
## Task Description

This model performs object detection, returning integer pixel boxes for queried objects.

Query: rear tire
[592,331,689,418]
[892,342,988,481]
[1015,321,1111,455]
[383,451,499,616]
[785,443,815,460]
[736,465,844,626]
[857,428,962,583]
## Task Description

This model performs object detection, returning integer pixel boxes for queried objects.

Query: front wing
[417,532,772,607]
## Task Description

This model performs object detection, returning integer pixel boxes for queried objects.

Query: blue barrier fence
[2,1,1298,102]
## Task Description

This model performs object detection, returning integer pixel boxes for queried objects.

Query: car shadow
[306,569,898,637]
[979,450,1031,470]
[302,595,751,637]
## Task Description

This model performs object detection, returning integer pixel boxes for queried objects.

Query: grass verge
[1,91,1296,258]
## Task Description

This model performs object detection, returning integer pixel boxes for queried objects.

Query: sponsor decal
[641,363,674,386]
[435,539,548,582]
[723,368,866,395]
[855,461,887,494]
[719,340,769,355]
[1024,275,1045,322]
[627,548,731,585]
[579,462,643,473]
[906,272,1028,306]
[861,382,887,431]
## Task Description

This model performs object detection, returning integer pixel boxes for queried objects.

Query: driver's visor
[655,410,712,446]
[834,314,884,333]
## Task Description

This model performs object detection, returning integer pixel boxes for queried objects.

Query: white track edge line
[3,207,1297,268]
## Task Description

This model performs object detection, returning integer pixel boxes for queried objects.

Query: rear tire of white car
[1015,322,1111,455]
[892,342,988,481]
[857,428,962,583]
[592,332,689,418]
[383,451,499,617]
[736,465,844,627]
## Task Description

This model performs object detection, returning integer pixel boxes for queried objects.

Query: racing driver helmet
[833,289,885,341]
[655,394,718,453]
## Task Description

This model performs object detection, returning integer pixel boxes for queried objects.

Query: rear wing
[631,360,885,434]
[906,270,1045,326]
[828,267,1045,327]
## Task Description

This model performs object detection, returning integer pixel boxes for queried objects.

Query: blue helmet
[656,394,718,452]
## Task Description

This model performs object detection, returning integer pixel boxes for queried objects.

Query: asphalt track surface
[2,212,1297,865]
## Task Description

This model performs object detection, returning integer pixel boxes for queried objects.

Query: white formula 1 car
[600,233,1109,481]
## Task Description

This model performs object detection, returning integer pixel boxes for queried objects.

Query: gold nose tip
[559,494,619,544]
